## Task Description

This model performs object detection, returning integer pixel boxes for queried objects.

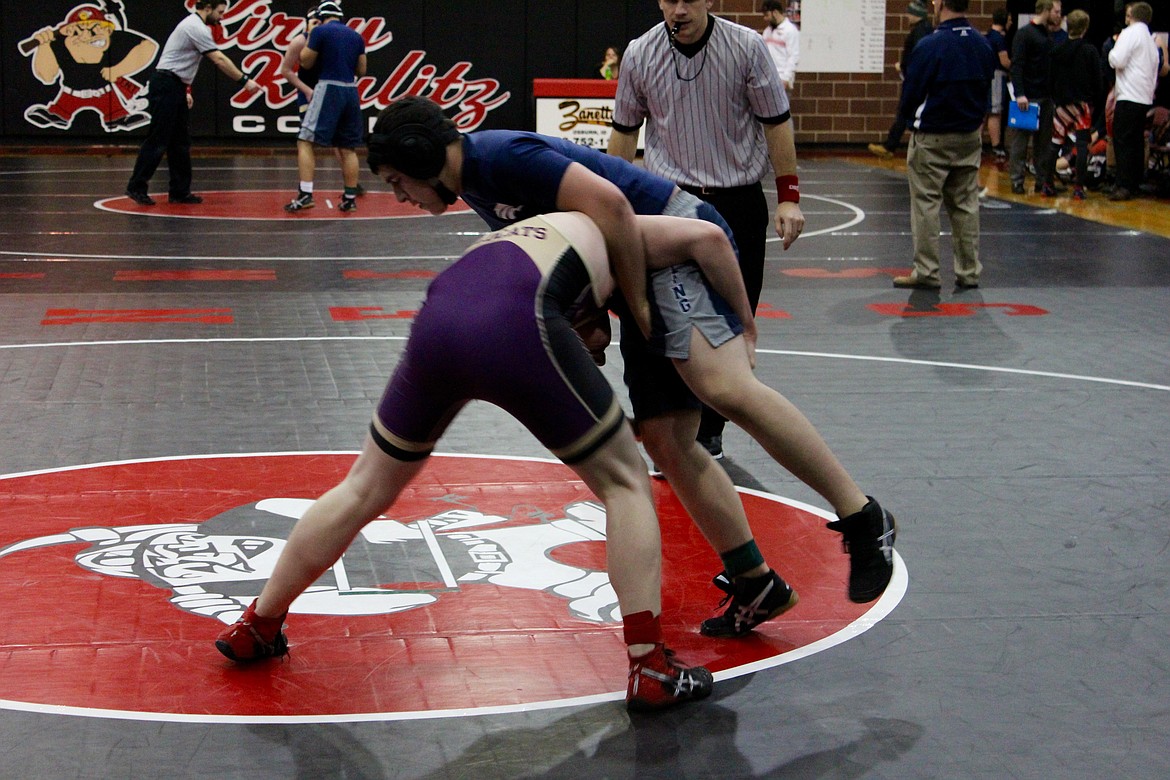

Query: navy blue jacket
[899,18,997,133]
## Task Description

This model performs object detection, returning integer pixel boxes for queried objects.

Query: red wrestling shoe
[626,644,713,712]
[215,599,288,661]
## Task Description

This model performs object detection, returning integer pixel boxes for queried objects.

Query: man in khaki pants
[893,0,997,290]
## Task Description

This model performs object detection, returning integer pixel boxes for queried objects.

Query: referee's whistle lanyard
[667,23,708,82]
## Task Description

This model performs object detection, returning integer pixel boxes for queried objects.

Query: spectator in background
[985,7,1012,161]
[1107,1,1159,201]
[893,0,995,291]
[1046,9,1102,200]
[1009,0,1061,194]
[599,46,622,80]
[869,0,933,159]
[761,0,799,91]
[1100,21,1122,147]
[1049,2,1068,45]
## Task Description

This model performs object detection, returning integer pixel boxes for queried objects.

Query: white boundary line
[755,348,1170,393]
[1,337,1166,393]
[0,452,904,724]
[91,190,475,222]
[0,251,462,262]
[0,166,300,177]
[766,193,866,242]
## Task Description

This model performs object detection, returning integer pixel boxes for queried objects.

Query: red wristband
[185,85,192,95]
[776,174,799,204]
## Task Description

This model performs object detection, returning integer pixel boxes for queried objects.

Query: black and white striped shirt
[613,16,790,189]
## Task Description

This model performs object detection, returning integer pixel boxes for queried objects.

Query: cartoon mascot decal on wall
[20,1,158,132]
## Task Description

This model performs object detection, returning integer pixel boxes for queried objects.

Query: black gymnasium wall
[0,0,660,143]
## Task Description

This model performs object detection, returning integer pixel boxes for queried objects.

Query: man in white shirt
[1107,1,1159,200]
[761,0,799,91]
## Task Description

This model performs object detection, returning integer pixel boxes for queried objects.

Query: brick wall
[716,0,1000,144]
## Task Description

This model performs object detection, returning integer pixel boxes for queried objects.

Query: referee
[608,0,805,460]
[124,1,260,206]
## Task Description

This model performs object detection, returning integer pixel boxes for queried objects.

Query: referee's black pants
[680,182,769,441]
[127,71,193,199]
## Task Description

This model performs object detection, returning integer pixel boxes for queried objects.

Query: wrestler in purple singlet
[371,213,623,465]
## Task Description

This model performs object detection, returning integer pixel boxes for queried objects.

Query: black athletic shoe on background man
[125,189,155,206]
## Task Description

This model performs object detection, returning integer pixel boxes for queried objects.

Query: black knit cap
[367,97,461,179]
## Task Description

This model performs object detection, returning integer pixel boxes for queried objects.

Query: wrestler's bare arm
[556,164,650,337]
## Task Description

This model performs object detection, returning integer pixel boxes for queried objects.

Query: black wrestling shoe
[284,191,315,212]
[698,434,724,460]
[826,498,896,603]
[125,189,155,206]
[169,193,203,204]
[700,569,798,637]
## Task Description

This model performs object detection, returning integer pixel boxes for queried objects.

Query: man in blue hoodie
[893,0,996,291]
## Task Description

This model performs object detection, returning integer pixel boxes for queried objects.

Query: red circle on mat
[0,454,896,721]
[96,190,472,220]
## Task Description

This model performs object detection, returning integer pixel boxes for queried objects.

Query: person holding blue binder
[1009,0,1062,194]
[1008,100,1040,131]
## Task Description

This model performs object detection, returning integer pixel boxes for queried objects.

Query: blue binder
[1008,102,1040,131]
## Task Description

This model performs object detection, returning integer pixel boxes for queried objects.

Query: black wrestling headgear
[367,97,461,180]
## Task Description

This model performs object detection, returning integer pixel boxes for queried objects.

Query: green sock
[720,539,764,578]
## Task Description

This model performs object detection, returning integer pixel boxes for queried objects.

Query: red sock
[622,610,662,650]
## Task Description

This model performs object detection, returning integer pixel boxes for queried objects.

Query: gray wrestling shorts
[647,261,744,360]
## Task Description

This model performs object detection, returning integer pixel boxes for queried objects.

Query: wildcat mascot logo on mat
[0,497,619,626]
[0,454,901,719]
